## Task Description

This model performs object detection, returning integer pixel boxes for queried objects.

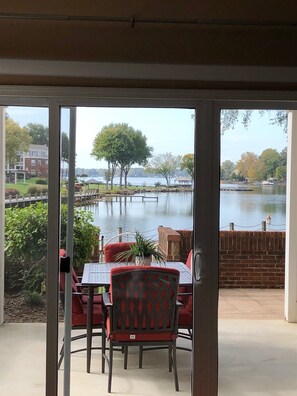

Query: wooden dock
[220,187,253,191]
[4,191,159,208]
[5,190,101,208]
[102,194,158,202]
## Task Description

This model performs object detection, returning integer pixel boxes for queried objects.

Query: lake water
[81,184,286,241]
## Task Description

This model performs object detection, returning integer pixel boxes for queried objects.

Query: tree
[25,123,48,145]
[61,132,69,179]
[5,117,32,168]
[274,147,287,181]
[279,147,287,167]
[221,110,288,134]
[180,154,194,181]
[122,129,152,188]
[91,124,121,189]
[146,152,181,187]
[259,148,281,179]
[275,165,286,181]
[236,152,265,182]
[221,160,236,181]
[91,123,152,189]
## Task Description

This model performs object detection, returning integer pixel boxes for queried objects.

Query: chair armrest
[177,292,192,296]
[103,292,112,307]
[72,291,84,296]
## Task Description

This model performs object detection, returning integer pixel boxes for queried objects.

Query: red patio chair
[58,251,103,368]
[103,242,135,263]
[102,266,180,393]
[178,250,193,346]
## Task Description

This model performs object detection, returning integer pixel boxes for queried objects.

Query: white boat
[262,180,274,186]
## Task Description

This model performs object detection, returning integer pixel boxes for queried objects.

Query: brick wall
[158,227,285,288]
[219,231,285,288]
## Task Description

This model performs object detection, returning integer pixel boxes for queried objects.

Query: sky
[6,106,287,168]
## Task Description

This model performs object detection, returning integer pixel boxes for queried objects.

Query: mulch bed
[4,292,63,323]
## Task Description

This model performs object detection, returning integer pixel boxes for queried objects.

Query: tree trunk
[119,168,123,189]
[106,162,110,190]
[110,162,117,190]
[124,167,130,188]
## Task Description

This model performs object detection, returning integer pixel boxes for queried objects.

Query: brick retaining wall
[219,231,285,288]
[158,227,285,288]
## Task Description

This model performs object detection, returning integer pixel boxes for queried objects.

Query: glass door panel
[0,101,221,396]
[70,106,195,394]
[218,108,289,395]
[1,106,49,396]
[58,107,76,396]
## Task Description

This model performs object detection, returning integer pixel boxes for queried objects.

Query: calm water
[82,184,286,240]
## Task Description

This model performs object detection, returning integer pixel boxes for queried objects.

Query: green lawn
[5,177,47,195]
[5,179,171,197]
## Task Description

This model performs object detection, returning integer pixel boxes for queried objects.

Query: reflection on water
[220,186,286,230]
[82,187,286,239]
[83,192,193,239]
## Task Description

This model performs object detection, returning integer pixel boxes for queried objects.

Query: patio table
[81,261,192,373]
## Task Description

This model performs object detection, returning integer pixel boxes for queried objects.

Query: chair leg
[58,342,64,369]
[172,341,179,392]
[108,341,113,393]
[168,345,173,372]
[124,346,128,369]
[102,330,106,373]
[139,346,143,368]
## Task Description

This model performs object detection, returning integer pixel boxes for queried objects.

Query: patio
[0,289,296,396]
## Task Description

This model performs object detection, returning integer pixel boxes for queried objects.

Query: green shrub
[35,179,48,185]
[25,291,44,307]
[5,188,19,198]
[27,185,48,195]
[5,202,99,293]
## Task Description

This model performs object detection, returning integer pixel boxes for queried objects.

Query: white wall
[285,110,297,322]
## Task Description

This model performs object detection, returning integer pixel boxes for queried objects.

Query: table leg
[87,285,94,373]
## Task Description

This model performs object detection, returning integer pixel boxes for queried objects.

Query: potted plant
[115,231,165,264]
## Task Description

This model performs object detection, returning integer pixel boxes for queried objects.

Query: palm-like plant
[115,231,165,263]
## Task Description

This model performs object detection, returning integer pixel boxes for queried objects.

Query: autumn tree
[236,152,265,182]
[180,154,194,181]
[5,117,32,168]
[146,152,181,187]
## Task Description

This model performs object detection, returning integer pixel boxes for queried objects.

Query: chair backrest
[186,249,193,272]
[104,242,135,262]
[110,266,180,333]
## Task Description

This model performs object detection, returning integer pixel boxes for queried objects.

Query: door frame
[1,88,297,396]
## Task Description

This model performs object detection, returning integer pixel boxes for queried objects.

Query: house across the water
[175,177,193,187]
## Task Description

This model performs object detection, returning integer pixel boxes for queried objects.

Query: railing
[221,221,286,231]
[4,189,101,208]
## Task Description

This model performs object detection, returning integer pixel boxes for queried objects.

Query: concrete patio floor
[0,289,296,396]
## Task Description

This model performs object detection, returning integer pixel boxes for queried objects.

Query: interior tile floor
[1,288,296,396]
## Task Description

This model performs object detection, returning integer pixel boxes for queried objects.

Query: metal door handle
[193,249,203,284]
